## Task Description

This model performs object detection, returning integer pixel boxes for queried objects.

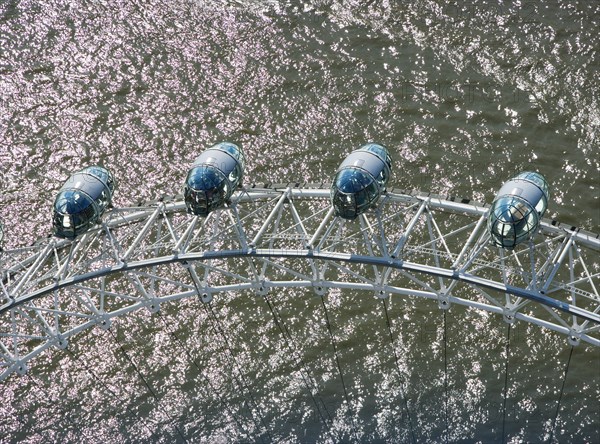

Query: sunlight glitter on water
[0,0,599,442]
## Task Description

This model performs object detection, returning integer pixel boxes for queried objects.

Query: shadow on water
[0,0,598,442]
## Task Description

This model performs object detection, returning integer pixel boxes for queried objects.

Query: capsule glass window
[334,168,374,194]
[81,166,116,195]
[516,172,549,200]
[184,165,229,215]
[229,163,243,185]
[332,168,379,217]
[358,143,392,188]
[186,165,226,192]
[53,191,97,237]
[487,171,550,249]
[488,196,540,249]
[360,144,392,169]
[332,192,357,219]
[214,142,246,167]
[78,166,115,212]
[52,166,115,239]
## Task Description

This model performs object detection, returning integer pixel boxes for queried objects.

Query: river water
[0,0,598,442]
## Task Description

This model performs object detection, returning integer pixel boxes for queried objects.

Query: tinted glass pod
[330,143,392,219]
[487,172,550,249]
[184,142,245,216]
[53,166,115,239]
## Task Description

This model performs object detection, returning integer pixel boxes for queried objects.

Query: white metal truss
[0,185,599,381]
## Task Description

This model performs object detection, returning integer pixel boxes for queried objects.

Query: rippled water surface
[0,0,599,442]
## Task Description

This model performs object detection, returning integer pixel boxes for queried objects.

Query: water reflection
[0,0,599,442]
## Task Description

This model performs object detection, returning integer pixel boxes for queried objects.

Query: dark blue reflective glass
[53,190,99,239]
[360,143,392,170]
[185,165,228,216]
[52,166,115,239]
[334,169,374,194]
[81,166,116,195]
[332,168,380,219]
[186,166,225,192]
[214,142,246,168]
[54,190,94,215]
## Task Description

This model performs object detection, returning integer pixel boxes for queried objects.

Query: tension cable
[443,310,449,444]
[320,296,360,441]
[381,298,417,444]
[264,294,334,438]
[501,323,511,443]
[155,311,252,441]
[107,328,188,443]
[549,346,574,443]
[204,300,274,443]
[65,347,159,440]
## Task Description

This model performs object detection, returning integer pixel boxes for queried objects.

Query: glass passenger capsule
[184,142,245,216]
[487,172,550,249]
[330,143,393,219]
[52,166,116,239]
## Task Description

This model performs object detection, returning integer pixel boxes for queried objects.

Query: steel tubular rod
[9,243,54,298]
[309,206,335,249]
[173,216,199,254]
[391,198,428,258]
[287,199,310,247]
[1,186,599,382]
[2,248,598,324]
[250,188,290,247]
[452,215,486,269]
[122,205,163,260]
[542,232,576,293]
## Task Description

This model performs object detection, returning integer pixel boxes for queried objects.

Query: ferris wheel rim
[2,247,599,325]
[1,184,599,382]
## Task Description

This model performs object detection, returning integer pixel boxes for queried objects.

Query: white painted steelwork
[0,185,598,381]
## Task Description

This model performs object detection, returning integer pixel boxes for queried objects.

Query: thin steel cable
[107,328,188,444]
[266,294,334,423]
[381,298,417,444]
[501,323,511,444]
[320,296,360,441]
[64,347,160,440]
[443,310,449,444]
[548,346,574,443]
[26,374,81,436]
[184,267,272,443]
[264,294,335,441]
[155,311,252,441]
[204,300,274,444]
